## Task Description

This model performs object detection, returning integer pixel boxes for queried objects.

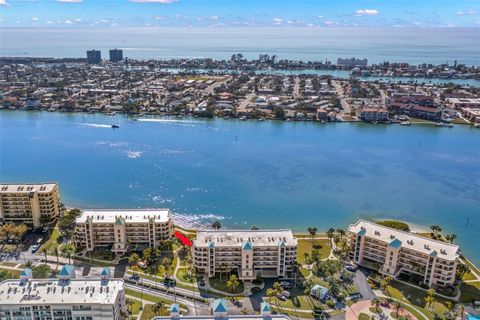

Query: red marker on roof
[174,230,192,247]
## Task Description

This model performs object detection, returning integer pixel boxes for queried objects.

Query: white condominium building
[0,269,126,320]
[75,209,173,254]
[0,183,62,228]
[348,220,459,287]
[192,229,297,281]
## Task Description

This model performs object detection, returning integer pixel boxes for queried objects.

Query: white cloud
[32,17,39,21]
[64,20,73,24]
[273,18,283,23]
[354,9,380,16]
[46,20,54,24]
[456,10,479,16]
[129,0,178,3]
[209,16,219,20]
[0,0,7,6]
[74,18,82,22]
[57,0,83,2]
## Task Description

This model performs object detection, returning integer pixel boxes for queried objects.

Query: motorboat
[111,124,120,129]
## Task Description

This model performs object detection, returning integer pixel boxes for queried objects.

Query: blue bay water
[1,27,480,66]
[0,111,479,264]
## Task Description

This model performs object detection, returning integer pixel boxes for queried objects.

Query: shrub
[251,287,261,294]
[377,220,410,232]
[358,313,370,320]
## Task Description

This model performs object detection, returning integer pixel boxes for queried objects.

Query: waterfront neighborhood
[0,182,479,320]
[1,54,480,128]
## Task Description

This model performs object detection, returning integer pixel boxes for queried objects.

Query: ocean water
[1,27,480,65]
[1,111,479,264]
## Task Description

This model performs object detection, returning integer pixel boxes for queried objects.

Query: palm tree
[371,298,381,313]
[126,298,134,314]
[326,228,335,243]
[266,288,276,304]
[211,220,221,230]
[52,246,60,267]
[162,257,172,278]
[393,301,402,317]
[226,274,240,293]
[307,227,317,241]
[152,301,165,316]
[128,253,141,278]
[445,234,457,244]
[336,228,346,240]
[381,276,392,295]
[40,246,49,266]
[424,296,435,311]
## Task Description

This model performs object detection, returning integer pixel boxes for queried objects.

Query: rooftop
[348,220,459,261]
[0,278,124,306]
[76,209,171,224]
[0,183,57,193]
[194,229,297,247]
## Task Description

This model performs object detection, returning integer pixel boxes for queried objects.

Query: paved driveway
[353,267,375,301]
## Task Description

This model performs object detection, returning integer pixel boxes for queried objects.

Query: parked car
[31,244,40,253]
[345,264,357,272]
[350,292,362,300]
[280,281,292,289]
[276,293,287,301]
[281,290,291,298]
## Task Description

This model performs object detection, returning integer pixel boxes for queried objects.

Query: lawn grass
[209,276,244,294]
[0,267,21,277]
[39,228,61,252]
[0,261,21,267]
[297,238,331,264]
[461,257,480,276]
[129,299,142,315]
[462,271,477,281]
[459,281,480,303]
[386,281,452,320]
[140,304,169,320]
[272,294,317,311]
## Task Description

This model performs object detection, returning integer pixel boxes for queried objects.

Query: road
[124,282,211,316]
[332,80,351,114]
[205,78,227,95]
[238,93,255,112]
[293,77,301,98]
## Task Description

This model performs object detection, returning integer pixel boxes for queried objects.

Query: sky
[0,0,479,28]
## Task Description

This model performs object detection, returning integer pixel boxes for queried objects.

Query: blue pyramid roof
[170,303,180,313]
[358,228,366,236]
[389,239,402,248]
[100,267,110,276]
[429,250,438,257]
[213,299,228,313]
[20,268,32,276]
[261,302,271,312]
[208,242,215,249]
[242,241,253,250]
[59,265,75,276]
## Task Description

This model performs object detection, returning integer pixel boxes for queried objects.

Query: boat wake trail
[81,123,112,128]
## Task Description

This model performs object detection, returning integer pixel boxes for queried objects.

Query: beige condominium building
[348,220,459,287]
[0,266,126,320]
[0,183,62,228]
[192,229,297,281]
[75,209,173,254]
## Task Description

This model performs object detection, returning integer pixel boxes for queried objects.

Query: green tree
[162,257,172,278]
[211,220,221,230]
[307,227,317,241]
[32,264,52,279]
[152,301,165,316]
[371,298,381,313]
[226,274,240,293]
[273,107,285,120]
